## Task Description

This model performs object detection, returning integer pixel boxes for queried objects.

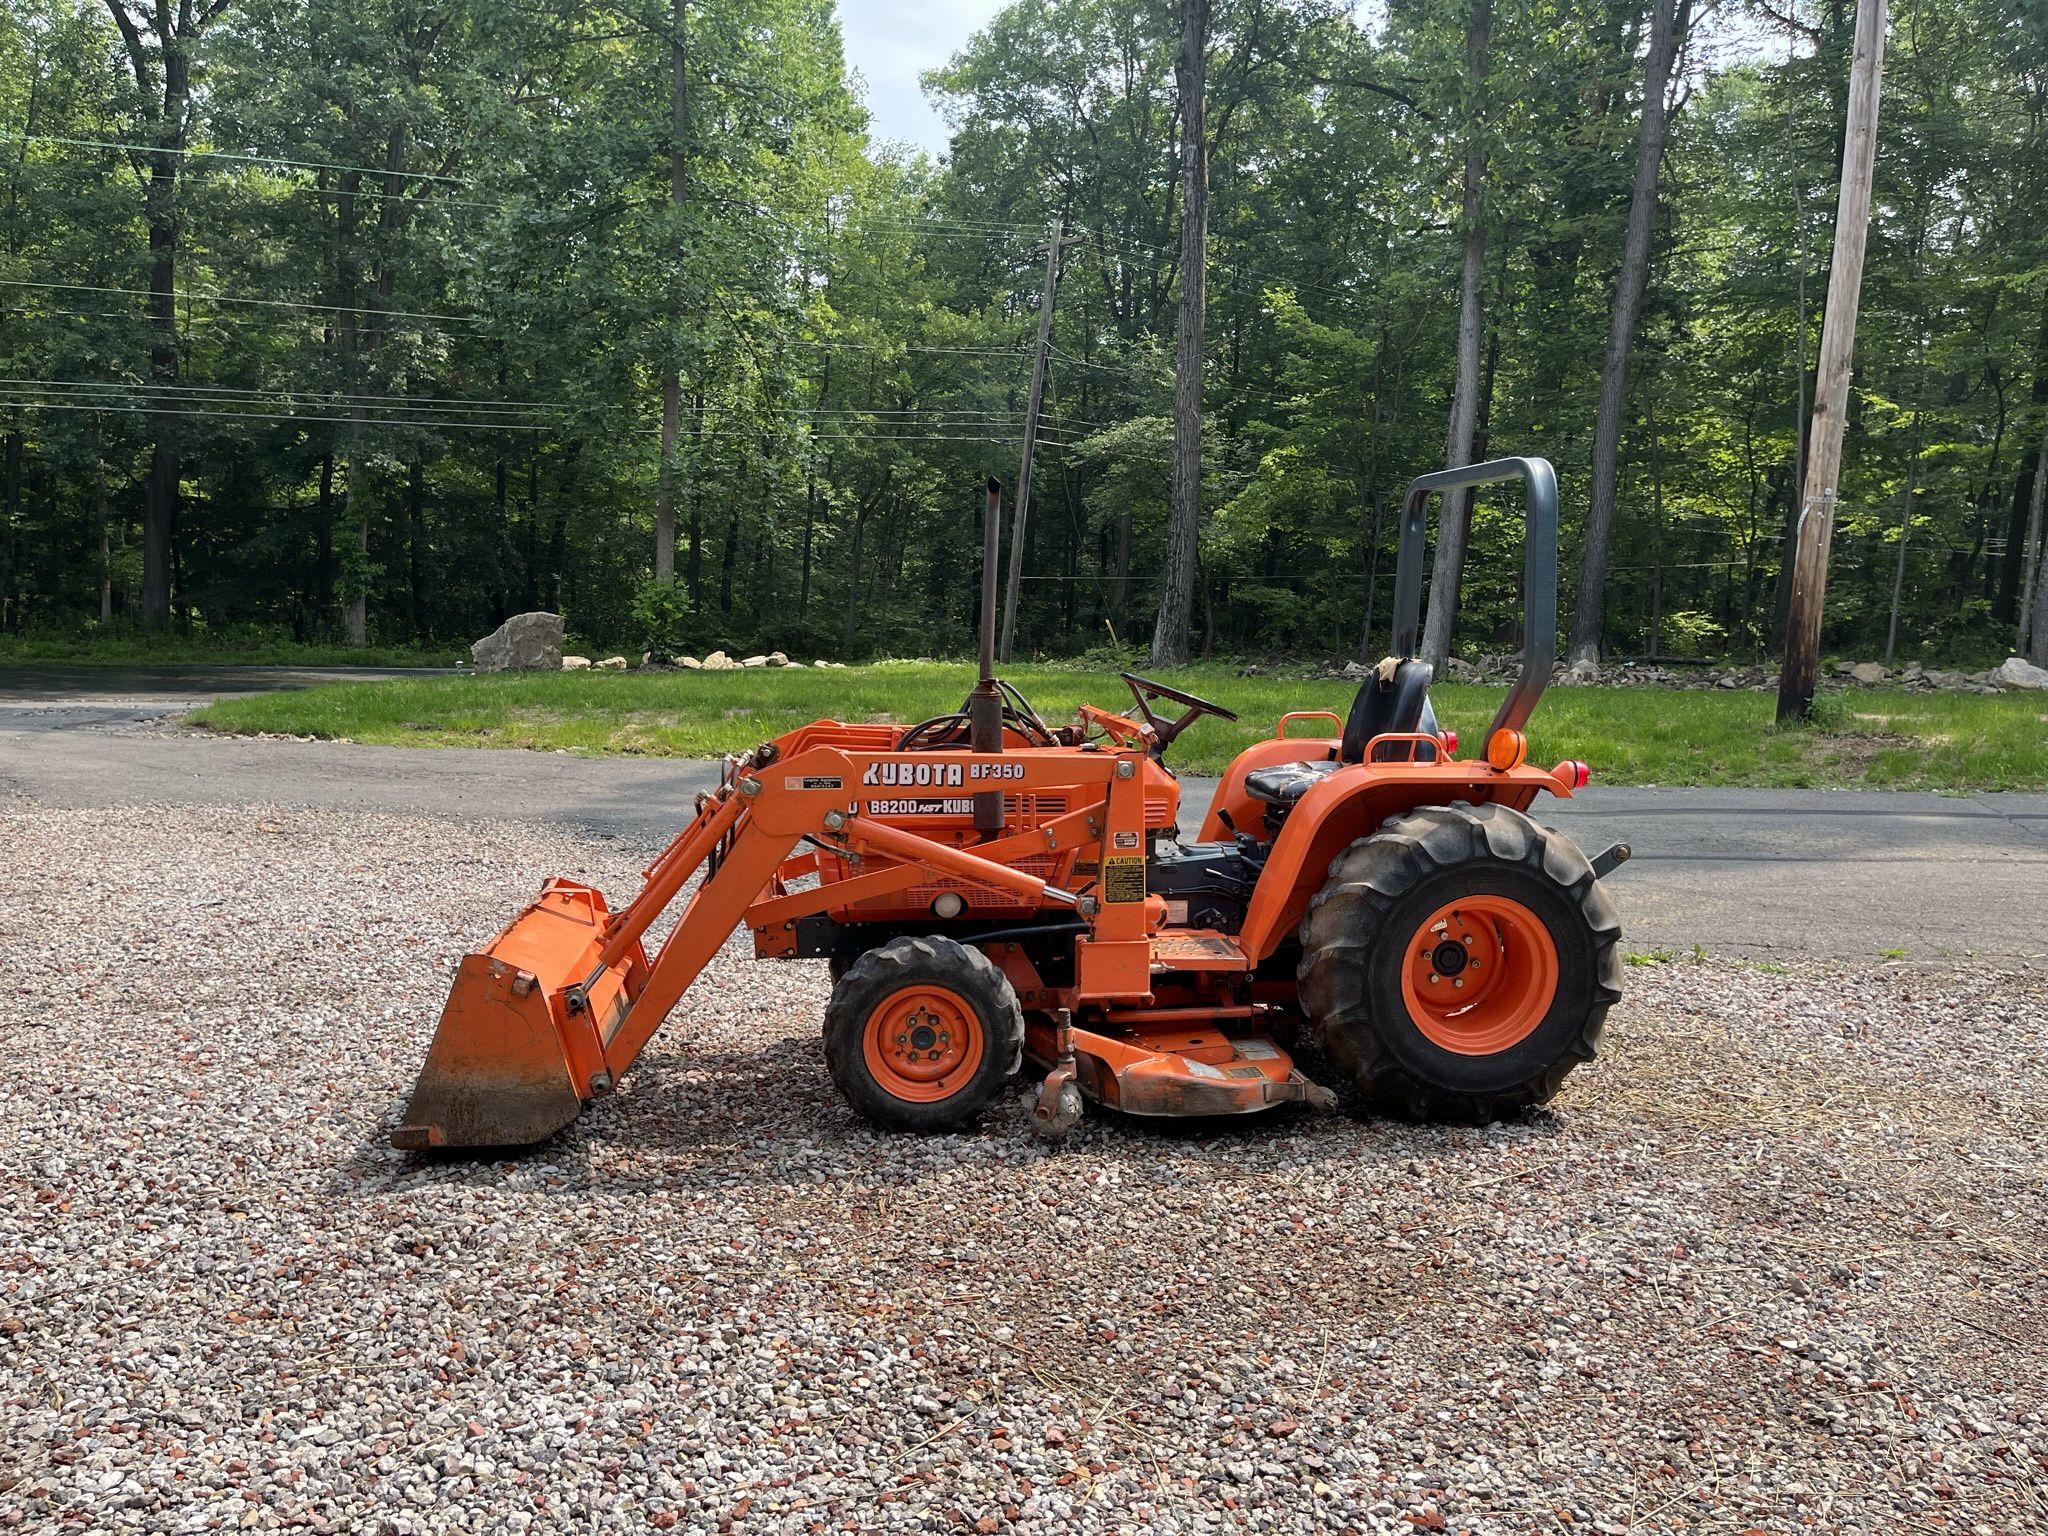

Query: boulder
[471,612,564,673]
[701,651,740,671]
[1848,661,1887,685]
[767,651,790,667]
[813,659,848,669]
[1990,655,2048,691]
[740,654,770,668]
[596,655,628,671]
[1564,657,1600,686]
[676,655,703,670]
[561,655,592,671]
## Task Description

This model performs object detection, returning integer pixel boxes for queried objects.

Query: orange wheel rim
[1399,895,1558,1055]
[862,985,986,1103]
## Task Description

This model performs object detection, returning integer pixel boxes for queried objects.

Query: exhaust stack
[969,477,1005,831]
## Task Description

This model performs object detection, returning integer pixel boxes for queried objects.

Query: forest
[1,0,2045,668]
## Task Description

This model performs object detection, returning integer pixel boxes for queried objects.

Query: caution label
[1101,855,1146,905]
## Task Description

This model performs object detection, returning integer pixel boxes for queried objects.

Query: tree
[103,0,236,627]
[1567,0,1690,667]
[1151,0,1211,666]
[1419,0,1488,676]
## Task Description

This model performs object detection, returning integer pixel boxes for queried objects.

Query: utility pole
[1777,0,1886,723]
[998,217,1073,664]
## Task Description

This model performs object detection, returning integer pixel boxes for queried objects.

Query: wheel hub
[863,986,985,1101]
[1402,896,1560,1056]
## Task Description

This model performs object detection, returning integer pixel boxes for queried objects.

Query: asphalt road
[5,667,2044,964]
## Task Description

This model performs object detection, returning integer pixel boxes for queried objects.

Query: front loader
[393,457,1627,1151]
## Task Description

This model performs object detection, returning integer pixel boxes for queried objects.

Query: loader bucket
[392,879,646,1151]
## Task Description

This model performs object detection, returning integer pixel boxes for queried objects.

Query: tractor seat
[1244,658,1437,809]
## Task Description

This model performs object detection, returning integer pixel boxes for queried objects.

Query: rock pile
[1303,651,2042,695]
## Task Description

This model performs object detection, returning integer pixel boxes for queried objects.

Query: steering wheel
[1118,672,1238,755]
[896,679,1059,751]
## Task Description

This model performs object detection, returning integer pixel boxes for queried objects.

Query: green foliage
[630,578,691,664]
[0,0,2042,671]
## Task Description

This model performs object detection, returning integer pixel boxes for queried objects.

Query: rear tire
[1298,802,1622,1122]
[824,936,1024,1132]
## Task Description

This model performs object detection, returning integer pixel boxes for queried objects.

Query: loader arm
[391,742,1099,1150]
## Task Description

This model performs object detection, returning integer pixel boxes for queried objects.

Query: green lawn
[186,660,2048,790]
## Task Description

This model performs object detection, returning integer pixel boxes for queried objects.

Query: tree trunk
[1647,388,1666,657]
[1421,0,1491,675]
[841,508,869,651]
[800,466,817,629]
[2004,291,2048,624]
[407,457,427,637]
[547,441,578,613]
[338,167,367,647]
[2,422,20,628]
[654,0,689,582]
[139,48,190,630]
[96,440,112,623]
[1149,0,1209,667]
[685,389,705,607]
[1113,509,1133,620]
[1883,407,1923,664]
[2021,413,2048,660]
[342,416,367,645]
[718,493,740,620]
[657,378,680,583]
[1568,0,1688,666]
[1356,493,1388,662]
[800,358,828,631]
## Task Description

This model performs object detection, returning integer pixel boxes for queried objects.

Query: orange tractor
[394,458,1626,1150]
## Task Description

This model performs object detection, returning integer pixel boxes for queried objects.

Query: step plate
[1149,930,1249,971]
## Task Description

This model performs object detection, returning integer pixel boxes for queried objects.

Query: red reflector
[1570,760,1592,788]
[1441,730,1459,756]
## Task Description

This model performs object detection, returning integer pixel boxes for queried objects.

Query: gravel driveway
[3,802,2045,1535]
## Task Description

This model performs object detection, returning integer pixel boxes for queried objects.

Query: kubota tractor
[394,457,1627,1150]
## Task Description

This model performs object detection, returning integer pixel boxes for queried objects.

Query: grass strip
[188,660,2048,789]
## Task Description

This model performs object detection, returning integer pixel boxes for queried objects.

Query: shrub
[631,578,691,664]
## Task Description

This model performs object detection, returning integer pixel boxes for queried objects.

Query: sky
[837,0,1009,154]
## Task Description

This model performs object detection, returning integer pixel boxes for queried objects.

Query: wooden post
[1777,0,1887,722]
[998,217,1065,664]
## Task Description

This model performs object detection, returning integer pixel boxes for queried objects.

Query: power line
[11,379,1035,420]
[0,131,471,186]
[0,279,483,325]
[0,393,1036,444]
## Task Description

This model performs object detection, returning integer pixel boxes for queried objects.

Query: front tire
[823,936,1024,1132]
[1298,802,1622,1122]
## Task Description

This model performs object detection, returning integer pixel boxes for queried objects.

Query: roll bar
[1388,455,1559,748]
